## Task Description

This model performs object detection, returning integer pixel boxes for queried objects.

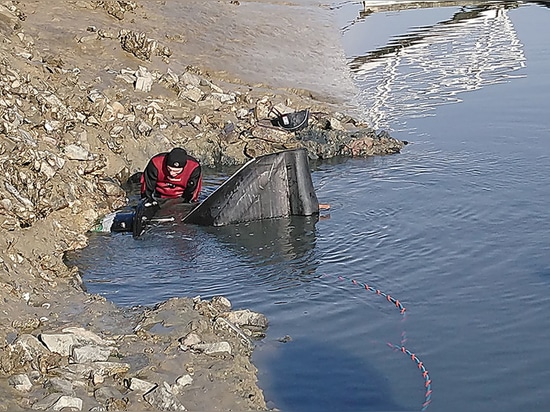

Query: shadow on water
[203,215,319,263]
[148,197,321,270]
[255,338,410,412]
[198,215,323,292]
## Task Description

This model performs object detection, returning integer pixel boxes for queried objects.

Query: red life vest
[140,153,202,200]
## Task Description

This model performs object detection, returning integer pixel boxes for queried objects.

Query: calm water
[67,1,550,411]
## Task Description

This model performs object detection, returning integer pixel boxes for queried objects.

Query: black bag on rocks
[269,107,310,132]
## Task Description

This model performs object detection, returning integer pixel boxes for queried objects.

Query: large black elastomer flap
[183,148,319,226]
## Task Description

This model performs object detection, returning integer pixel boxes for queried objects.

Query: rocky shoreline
[0,1,405,410]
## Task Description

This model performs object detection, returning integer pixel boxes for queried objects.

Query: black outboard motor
[132,199,160,238]
[110,211,135,233]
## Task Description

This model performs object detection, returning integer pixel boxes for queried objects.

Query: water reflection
[345,1,526,130]
[201,216,322,292]
[66,212,323,307]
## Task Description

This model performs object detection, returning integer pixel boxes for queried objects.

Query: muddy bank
[0,1,405,410]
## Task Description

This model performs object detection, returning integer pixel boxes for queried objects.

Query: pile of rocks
[2,296,268,411]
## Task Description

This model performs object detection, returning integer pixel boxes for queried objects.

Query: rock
[180,72,201,87]
[39,161,57,180]
[143,381,186,411]
[93,386,123,403]
[13,334,51,363]
[31,393,63,410]
[63,361,130,378]
[211,92,236,104]
[180,333,201,348]
[210,296,231,312]
[64,145,90,161]
[105,397,129,411]
[97,178,125,197]
[51,395,82,411]
[135,66,153,92]
[192,341,232,355]
[99,0,137,20]
[8,373,32,391]
[71,344,112,363]
[116,70,136,84]
[179,85,204,103]
[78,33,98,43]
[171,375,193,395]
[250,125,292,143]
[221,309,268,329]
[137,120,153,135]
[39,333,78,356]
[119,30,158,61]
[92,373,104,386]
[44,377,74,395]
[61,327,115,346]
[126,377,157,394]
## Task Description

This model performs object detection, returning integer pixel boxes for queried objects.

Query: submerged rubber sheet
[183,148,319,226]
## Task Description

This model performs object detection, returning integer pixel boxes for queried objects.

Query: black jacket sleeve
[142,159,159,200]
[182,165,202,202]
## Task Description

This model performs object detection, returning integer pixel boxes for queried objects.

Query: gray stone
[137,120,152,134]
[180,72,201,87]
[8,373,32,391]
[39,161,57,179]
[44,377,74,394]
[134,66,153,92]
[192,341,232,355]
[92,372,104,385]
[210,296,231,311]
[64,361,130,378]
[71,344,111,363]
[119,30,158,61]
[143,382,186,411]
[116,72,136,84]
[39,333,78,356]
[171,375,193,395]
[181,333,201,347]
[14,334,51,362]
[78,33,98,43]
[63,144,89,161]
[98,178,125,197]
[222,309,268,329]
[127,377,157,394]
[31,393,62,410]
[179,86,204,103]
[211,92,236,104]
[51,395,82,411]
[61,327,115,346]
[94,386,123,403]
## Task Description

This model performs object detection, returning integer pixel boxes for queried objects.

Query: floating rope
[387,343,433,411]
[337,275,432,410]
[338,275,407,316]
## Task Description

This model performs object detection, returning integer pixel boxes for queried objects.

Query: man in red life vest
[140,148,202,206]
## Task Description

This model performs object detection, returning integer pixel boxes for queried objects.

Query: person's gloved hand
[144,198,158,208]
